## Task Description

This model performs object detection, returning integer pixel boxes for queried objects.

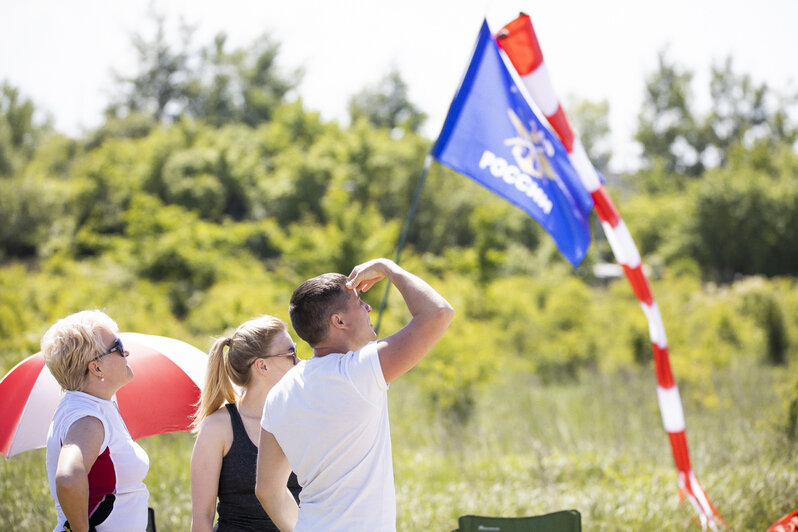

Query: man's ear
[330,312,346,331]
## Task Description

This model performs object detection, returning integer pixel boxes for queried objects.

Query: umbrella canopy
[0,332,207,458]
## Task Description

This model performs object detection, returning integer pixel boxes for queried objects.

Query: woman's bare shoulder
[196,405,234,439]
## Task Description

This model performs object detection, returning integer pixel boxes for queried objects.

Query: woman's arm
[190,414,228,532]
[55,416,104,532]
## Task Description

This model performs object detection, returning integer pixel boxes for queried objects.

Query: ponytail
[192,336,237,431]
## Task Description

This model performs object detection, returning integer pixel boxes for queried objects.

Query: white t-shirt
[46,391,150,532]
[261,342,395,532]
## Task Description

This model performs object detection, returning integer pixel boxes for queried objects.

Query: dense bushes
[1,72,797,433]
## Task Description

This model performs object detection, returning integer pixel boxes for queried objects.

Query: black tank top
[215,403,301,532]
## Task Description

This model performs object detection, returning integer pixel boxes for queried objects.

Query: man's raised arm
[347,258,454,383]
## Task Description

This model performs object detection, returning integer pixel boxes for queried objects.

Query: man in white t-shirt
[255,258,454,532]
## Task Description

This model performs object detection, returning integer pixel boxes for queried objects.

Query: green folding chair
[453,509,581,532]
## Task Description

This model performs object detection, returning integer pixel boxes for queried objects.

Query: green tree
[566,96,612,174]
[348,68,427,133]
[682,143,798,281]
[0,82,48,177]
[84,112,157,150]
[0,175,68,260]
[237,35,301,127]
[635,52,702,176]
[107,12,299,128]
[186,33,301,127]
[702,57,797,167]
[106,11,195,123]
[636,52,798,178]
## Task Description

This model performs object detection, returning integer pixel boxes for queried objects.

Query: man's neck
[313,345,345,358]
[313,340,365,358]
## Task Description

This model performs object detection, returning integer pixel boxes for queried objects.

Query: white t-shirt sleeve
[345,342,388,404]
[58,407,110,454]
[261,396,272,433]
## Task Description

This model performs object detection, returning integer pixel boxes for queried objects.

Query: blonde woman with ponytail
[190,315,301,532]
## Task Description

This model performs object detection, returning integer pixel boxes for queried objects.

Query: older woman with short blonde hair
[43,310,149,532]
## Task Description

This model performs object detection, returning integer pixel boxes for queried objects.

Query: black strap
[64,493,115,532]
[225,403,248,442]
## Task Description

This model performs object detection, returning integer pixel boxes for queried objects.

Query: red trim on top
[87,445,116,515]
[495,13,544,76]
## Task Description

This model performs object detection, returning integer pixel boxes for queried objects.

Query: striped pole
[495,13,725,530]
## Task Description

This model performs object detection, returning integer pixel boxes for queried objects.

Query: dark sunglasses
[251,343,298,365]
[268,343,297,359]
[86,338,127,375]
[98,338,127,360]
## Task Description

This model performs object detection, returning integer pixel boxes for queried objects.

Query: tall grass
[2,360,794,530]
[391,358,797,530]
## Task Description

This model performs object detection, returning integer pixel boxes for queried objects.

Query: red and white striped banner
[495,13,725,530]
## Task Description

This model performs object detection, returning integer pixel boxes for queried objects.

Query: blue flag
[432,21,593,266]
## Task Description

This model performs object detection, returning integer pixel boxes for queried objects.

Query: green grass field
[2,360,795,530]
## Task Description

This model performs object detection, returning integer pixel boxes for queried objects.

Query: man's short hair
[289,273,350,347]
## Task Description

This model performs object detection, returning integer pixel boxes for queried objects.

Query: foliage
[703,58,798,167]
[348,68,427,133]
[565,96,612,174]
[0,82,49,177]
[609,188,686,259]
[635,52,700,176]
[106,11,301,128]
[620,141,798,282]
[107,11,195,123]
[0,173,70,260]
[683,145,798,281]
[635,52,797,177]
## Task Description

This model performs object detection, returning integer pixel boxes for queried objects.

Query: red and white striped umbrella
[0,332,207,458]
